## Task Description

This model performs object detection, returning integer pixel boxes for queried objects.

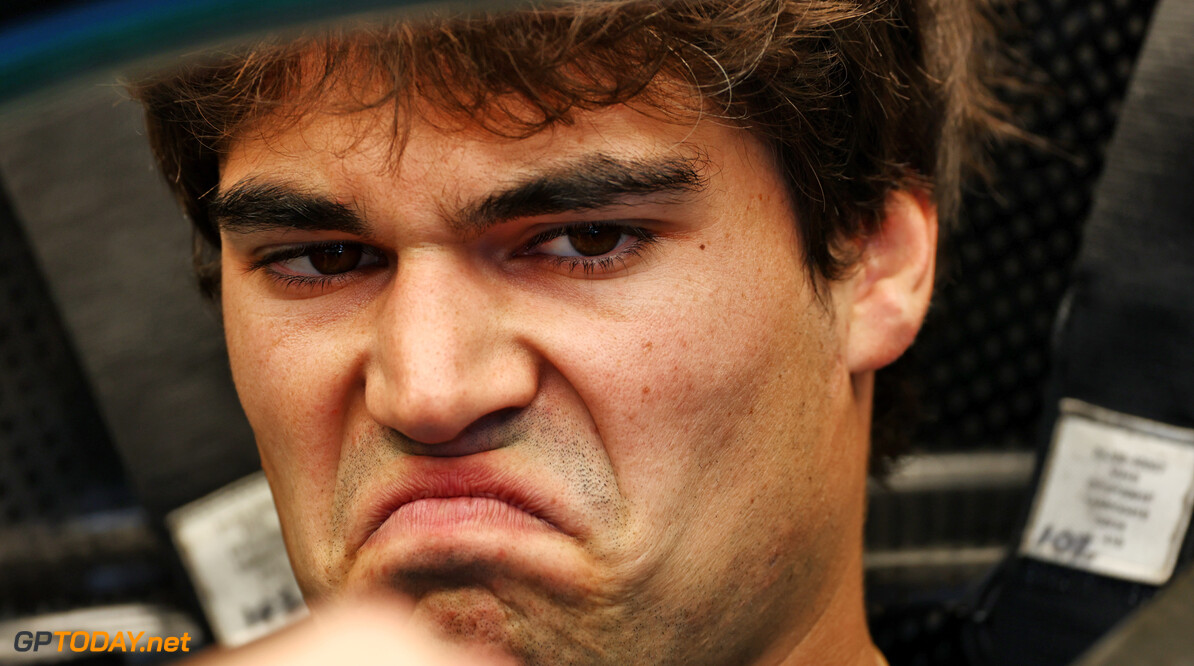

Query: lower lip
[382,496,555,535]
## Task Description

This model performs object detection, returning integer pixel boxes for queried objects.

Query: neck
[762,370,880,666]
[759,540,880,666]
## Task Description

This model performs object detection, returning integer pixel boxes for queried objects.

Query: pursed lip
[355,461,573,553]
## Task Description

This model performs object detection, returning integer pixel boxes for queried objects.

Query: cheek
[222,284,359,542]
[530,254,841,518]
[519,241,858,637]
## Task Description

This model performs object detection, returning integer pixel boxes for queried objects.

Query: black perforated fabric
[906,0,1158,455]
[0,181,126,526]
[0,177,155,618]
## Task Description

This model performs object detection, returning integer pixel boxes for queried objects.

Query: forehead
[219,91,773,210]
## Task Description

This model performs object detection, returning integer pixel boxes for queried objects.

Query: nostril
[465,407,524,435]
[381,406,526,457]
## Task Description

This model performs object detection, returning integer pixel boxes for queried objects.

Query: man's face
[216,92,871,664]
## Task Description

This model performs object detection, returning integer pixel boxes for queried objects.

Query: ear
[843,190,938,373]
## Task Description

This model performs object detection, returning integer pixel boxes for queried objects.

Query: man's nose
[363,253,538,448]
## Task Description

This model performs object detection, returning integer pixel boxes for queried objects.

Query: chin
[411,587,515,644]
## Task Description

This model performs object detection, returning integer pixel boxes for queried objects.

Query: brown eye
[567,225,622,256]
[308,244,362,274]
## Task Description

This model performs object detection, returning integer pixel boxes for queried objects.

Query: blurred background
[0,0,1188,663]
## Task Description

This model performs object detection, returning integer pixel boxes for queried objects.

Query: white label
[1020,399,1194,585]
[168,472,307,646]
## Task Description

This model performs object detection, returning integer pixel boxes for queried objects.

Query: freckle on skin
[642,387,650,395]
[699,244,706,250]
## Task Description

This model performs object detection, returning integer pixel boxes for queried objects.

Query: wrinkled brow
[209,153,707,238]
[209,181,367,235]
[452,153,708,235]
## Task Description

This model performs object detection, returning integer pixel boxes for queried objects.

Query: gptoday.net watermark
[12,629,192,655]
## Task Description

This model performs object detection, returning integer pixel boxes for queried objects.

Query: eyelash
[520,223,659,275]
[247,222,658,292]
[248,242,388,292]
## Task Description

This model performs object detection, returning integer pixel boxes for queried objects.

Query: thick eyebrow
[208,181,367,236]
[453,153,708,234]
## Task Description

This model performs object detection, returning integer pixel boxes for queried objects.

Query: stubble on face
[308,386,641,661]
